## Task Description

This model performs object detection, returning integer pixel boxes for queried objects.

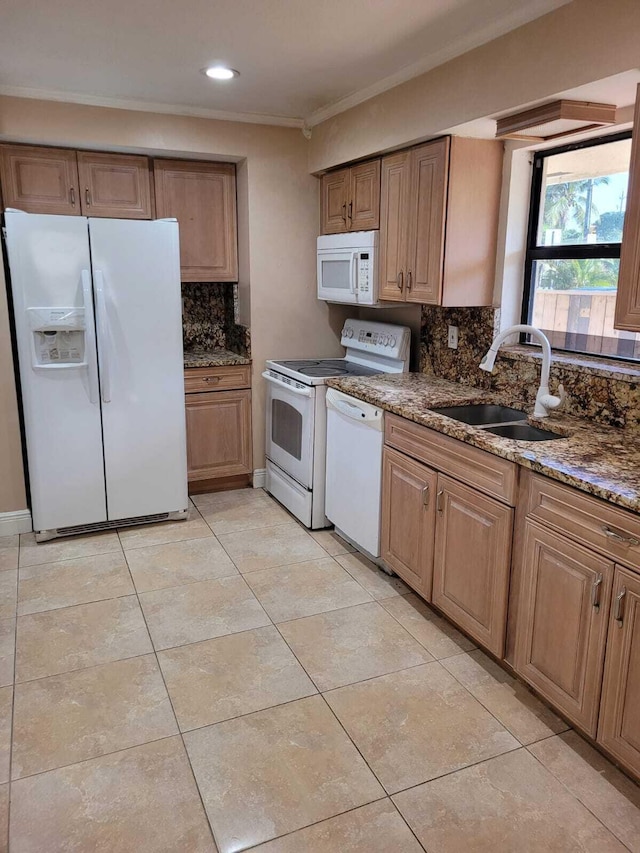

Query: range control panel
[340,319,410,362]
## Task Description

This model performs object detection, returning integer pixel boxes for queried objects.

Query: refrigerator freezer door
[3,211,107,531]
[88,218,187,520]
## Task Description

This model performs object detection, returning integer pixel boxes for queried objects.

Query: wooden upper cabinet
[321,168,349,234]
[320,159,380,234]
[349,160,381,231]
[615,83,640,331]
[380,446,437,599]
[379,136,502,306]
[598,566,640,777]
[77,152,152,219]
[514,521,613,736]
[154,159,238,282]
[406,139,449,304]
[432,473,513,656]
[0,144,80,215]
[379,152,412,301]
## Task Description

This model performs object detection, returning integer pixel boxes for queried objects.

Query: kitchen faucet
[479,324,563,418]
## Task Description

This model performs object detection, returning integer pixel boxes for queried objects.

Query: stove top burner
[274,358,378,378]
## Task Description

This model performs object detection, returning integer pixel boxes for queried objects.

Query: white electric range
[262,318,411,528]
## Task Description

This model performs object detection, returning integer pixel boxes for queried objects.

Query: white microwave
[317,230,380,305]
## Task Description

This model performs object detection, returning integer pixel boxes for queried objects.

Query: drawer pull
[422,485,430,507]
[407,270,412,291]
[341,203,347,223]
[202,376,220,384]
[69,187,76,206]
[603,526,639,547]
[615,587,627,626]
[591,573,603,611]
[348,200,353,220]
[85,188,91,206]
[436,489,444,513]
[396,271,404,291]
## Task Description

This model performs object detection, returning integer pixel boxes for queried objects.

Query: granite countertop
[184,348,252,369]
[326,373,640,514]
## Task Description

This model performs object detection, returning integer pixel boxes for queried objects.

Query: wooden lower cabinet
[432,474,513,656]
[598,567,640,774]
[514,521,613,736]
[380,447,436,598]
[185,389,252,482]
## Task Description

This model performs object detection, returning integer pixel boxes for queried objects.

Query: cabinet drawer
[184,365,250,393]
[385,413,517,505]
[524,472,640,569]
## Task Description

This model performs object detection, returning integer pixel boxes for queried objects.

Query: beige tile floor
[0,489,638,852]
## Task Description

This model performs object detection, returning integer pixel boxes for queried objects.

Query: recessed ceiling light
[203,66,239,81]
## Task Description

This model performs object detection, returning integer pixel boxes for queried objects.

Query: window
[522,132,640,360]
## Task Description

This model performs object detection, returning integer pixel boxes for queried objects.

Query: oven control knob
[344,327,354,338]
[389,336,396,347]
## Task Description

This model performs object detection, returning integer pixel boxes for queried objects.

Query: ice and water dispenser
[28,307,87,368]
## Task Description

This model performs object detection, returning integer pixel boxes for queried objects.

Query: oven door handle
[262,371,313,397]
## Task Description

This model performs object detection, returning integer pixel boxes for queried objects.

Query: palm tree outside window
[522,132,639,360]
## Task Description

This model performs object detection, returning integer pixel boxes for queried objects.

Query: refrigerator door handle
[81,270,100,404]
[94,270,112,403]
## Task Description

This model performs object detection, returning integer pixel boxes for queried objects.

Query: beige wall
[0,95,350,506]
[308,0,640,172]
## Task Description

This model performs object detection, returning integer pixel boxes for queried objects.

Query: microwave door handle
[350,251,359,296]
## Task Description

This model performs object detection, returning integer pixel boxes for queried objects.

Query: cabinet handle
[603,526,639,547]
[69,187,76,206]
[436,489,444,513]
[407,271,412,291]
[85,188,91,206]
[614,587,627,626]
[422,485,430,507]
[591,573,603,611]
[348,200,353,220]
[396,271,404,291]
[341,203,347,223]
[202,376,220,384]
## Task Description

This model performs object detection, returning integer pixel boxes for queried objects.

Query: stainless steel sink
[430,404,528,426]
[484,423,566,441]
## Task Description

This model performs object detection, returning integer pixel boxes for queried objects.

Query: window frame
[520,130,633,360]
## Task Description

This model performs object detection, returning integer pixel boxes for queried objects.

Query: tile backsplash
[421,305,640,429]
[182,282,250,357]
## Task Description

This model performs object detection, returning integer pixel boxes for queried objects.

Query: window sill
[499,344,640,383]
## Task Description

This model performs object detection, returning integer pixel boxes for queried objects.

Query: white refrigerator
[4,210,188,540]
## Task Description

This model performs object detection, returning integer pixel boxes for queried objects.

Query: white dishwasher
[325,388,385,559]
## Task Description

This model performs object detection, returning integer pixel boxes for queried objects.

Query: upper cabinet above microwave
[379,137,503,307]
[320,160,381,234]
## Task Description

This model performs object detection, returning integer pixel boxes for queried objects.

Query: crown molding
[0,85,306,129]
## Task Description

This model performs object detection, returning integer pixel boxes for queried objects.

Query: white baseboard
[253,468,266,489]
[0,509,32,536]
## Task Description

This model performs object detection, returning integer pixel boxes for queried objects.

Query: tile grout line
[7,534,21,851]
[117,527,224,853]
[523,741,636,852]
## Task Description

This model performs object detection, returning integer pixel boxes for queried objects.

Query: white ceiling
[0,0,570,127]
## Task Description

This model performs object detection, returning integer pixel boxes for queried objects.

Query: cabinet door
[615,83,640,331]
[154,160,238,282]
[432,474,513,656]
[349,160,380,231]
[0,144,80,215]
[514,521,613,735]
[598,566,640,776]
[185,389,252,481]
[406,138,448,304]
[379,152,412,301]
[380,446,436,599]
[320,169,349,234]
[77,152,152,218]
